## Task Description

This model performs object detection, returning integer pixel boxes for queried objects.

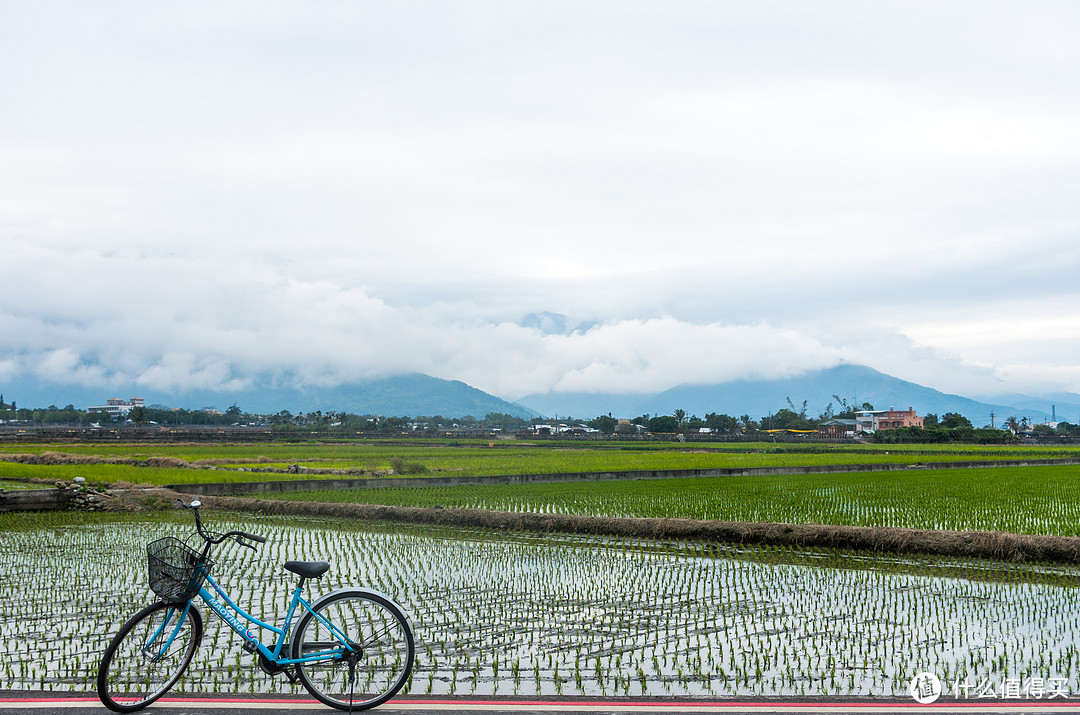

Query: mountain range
[2,373,539,420]
[519,364,1079,426]
[4,364,1078,426]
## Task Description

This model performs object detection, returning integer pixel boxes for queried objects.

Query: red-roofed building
[855,407,923,432]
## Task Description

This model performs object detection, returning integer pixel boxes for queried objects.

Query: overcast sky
[3,0,1079,402]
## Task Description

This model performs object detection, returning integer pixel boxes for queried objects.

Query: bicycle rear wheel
[293,590,414,711]
[97,601,202,713]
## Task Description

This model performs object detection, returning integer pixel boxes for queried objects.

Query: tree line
[2,397,1077,441]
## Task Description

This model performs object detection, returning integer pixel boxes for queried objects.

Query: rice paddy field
[4,439,1080,700]
[3,510,1079,699]
[253,464,1080,537]
[1,440,1078,486]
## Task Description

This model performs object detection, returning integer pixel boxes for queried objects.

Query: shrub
[389,457,429,474]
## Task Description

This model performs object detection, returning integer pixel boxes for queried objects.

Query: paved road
[5,696,1080,715]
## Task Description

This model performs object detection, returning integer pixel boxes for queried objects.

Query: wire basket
[147,537,213,602]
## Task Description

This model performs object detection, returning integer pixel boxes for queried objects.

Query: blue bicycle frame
[188,572,351,667]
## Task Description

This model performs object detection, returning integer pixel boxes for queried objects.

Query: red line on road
[2,696,1080,708]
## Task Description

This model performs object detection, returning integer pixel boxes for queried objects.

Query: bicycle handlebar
[176,498,267,549]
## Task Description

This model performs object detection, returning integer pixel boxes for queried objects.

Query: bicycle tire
[97,601,203,713]
[292,590,415,711]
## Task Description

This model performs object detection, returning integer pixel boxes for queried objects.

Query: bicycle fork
[141,602,191,663]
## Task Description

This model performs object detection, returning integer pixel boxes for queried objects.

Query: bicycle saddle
[284,560,330,579]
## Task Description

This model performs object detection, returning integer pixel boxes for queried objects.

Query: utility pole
[990,411,995,429]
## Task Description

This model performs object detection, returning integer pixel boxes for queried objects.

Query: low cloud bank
[1,244,1072,401]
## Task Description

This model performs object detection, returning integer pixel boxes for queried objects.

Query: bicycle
[96,499,415,712]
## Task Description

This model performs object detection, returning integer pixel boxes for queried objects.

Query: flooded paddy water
[2,510,1079,698]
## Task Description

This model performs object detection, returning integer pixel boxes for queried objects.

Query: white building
[88,397,145,418]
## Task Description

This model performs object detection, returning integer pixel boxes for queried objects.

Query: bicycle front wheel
[97,601,203,713]
[293,590,415,711]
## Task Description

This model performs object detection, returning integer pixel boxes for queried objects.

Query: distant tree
[646,415,679,433]
[1032,424,1056,437]
[874,425,1016,445]
[764,408,816,431]
[705,413,739,433]
[672,409,686,432]
[379,416,411,432]
[940,412,972,429]
[831,396,854,419]
[129,405,147,424]
[40,404,81,423]
[587,414,618,435]
[1004,415,1021,433]
[483,412,527,430]
[786,397,808,419]
[923,413,939,427]
[271,410,294,427]
[685,415,705,431]
[1059,422,1080,435]
[833,396,874,418]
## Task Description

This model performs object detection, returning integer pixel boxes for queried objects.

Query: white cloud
[1,235,1076,402]
[31,349,109,386]
[135,354,250,392]
[2,1,1079,402]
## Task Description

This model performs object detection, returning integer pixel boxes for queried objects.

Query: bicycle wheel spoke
[358,622,400,650]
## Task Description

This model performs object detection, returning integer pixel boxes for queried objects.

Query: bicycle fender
[307,587,414,631]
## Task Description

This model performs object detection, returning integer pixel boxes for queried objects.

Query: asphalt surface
[5,695,1080,715]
